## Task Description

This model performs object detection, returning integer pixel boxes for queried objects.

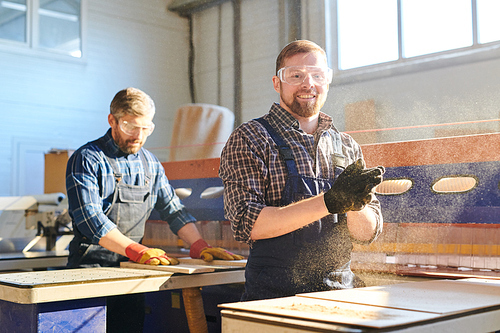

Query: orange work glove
[189,239,244,262]
[125,243,179,265]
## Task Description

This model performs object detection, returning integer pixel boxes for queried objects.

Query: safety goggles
[119,119,155,137]
[277,65,333,86]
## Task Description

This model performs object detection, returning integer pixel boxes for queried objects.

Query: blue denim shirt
[66,129,196,244]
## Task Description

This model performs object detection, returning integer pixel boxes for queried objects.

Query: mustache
[296,89,317,94]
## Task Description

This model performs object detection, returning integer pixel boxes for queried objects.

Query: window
[331,0,500,82]
[0,0,84,58]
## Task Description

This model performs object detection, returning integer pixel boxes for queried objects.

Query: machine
[0,193,72,270]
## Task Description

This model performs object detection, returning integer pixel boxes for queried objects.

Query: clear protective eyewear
[119,119,155,137]
[277,65,333,86]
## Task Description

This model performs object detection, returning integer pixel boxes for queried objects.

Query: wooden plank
[161,158,220,180]
[219,295,441,329]
[361,133,500,168]
[298,279,500,315]
[120,261,215,274]
[0,268,173,304]
[221,307,500,333]
[177,257,247,267]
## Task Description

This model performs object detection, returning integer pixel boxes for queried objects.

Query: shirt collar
[269,103,301,130]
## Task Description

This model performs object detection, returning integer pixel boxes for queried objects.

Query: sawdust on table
[270,302,396,320]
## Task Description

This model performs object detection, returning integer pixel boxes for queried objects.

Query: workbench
[219,278,500,332]
[0,260,245,332]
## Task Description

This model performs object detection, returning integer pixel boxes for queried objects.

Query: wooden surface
[177,257,247,267]
[220,295,439,329]
[299,279,500,315]
[220,278,500,330]
[361,132,500,167]
[120,261,215,274]
[0,264,246,304]
[0,268,173,304]
[120,258,246,274]
[161,158,220,180]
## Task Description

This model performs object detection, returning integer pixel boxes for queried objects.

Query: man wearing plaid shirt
[219,40,384,301]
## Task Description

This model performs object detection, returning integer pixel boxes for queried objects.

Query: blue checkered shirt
[66,129,196,244]
[219,103,382,245]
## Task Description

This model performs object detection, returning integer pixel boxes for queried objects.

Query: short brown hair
[275,40,328,74]
[110,87,155,119]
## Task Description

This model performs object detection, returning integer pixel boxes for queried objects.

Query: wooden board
[120,258,246,274]
[298,279,500,315]
[177,257,247,267]
[0,267,173,304]
[120,261,215,274]
[219,295,440,329]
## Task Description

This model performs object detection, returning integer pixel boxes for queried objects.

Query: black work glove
[324,159,385,214]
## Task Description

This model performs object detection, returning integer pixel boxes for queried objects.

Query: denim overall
[67,138,153,268]
[242,117,362,301]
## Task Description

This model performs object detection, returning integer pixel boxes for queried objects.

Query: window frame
[328,0,500,85]
[0,0,87,62]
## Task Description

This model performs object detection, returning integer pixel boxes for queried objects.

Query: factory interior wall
[190,0,500,144]
[1,0,500,196]
[0,0,191,196]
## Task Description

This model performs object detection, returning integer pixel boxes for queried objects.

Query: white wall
[325,57,500,143]
[0,0,192,196]
[192,0,281,122]
[190,0,500,145]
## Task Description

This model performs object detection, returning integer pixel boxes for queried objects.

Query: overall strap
[95,137,122,216]
[95,138,151,216]
[254,117,299,175]
[137,148,151,182]
[95,137,122,183]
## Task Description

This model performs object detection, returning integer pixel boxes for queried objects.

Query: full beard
[282,90,324,118]
[117,138,143,154]
[288,98,318,118]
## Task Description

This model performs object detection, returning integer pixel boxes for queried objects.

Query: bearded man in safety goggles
[220,40,385,301]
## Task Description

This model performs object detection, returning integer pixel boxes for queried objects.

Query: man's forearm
[250,194,330,240]
[176,222,203,246]
[346,206,381,242]
[98,228,135,256]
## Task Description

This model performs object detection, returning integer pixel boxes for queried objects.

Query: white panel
[192,0,280,123]
[239,0,280,122]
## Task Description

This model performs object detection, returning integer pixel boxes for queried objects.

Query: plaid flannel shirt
[219,103,382,245]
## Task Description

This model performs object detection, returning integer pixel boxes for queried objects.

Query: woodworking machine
[0,193,72,270]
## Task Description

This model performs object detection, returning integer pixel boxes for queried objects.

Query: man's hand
[125,243,180,265]
[190,239,244,262]
[324,159,384,214]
